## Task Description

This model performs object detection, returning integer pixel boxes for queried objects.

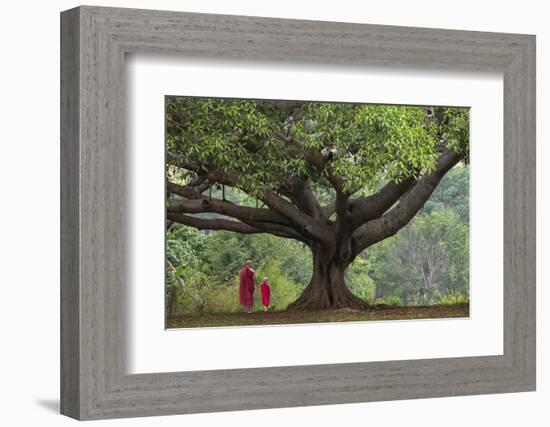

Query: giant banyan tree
[165,97,469,310]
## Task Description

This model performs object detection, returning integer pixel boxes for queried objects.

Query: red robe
[260,281,271,307]
[239,266,255,307]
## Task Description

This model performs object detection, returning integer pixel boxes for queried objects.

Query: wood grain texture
[60,7,80,419]
[60,5,536,420]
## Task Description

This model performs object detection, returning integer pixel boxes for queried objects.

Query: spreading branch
[167,213,263,234]
[259,189,332,242]
[351,149,462,257]
[167,192,306,240]
[167,213,306,241]
[349,176,417,229]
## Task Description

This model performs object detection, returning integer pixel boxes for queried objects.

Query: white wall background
[0,0,546,425]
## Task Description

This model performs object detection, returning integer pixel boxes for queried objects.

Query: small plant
[374,295,402,307]
[438,291,469,305]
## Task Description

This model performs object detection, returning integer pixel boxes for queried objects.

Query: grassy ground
[167,303,469,329]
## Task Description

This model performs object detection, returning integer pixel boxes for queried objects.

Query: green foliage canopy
[166,98,469,195]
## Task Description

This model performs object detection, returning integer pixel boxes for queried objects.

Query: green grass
[167,303,469,329]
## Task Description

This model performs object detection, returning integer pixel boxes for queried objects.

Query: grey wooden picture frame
[60,5,536,421]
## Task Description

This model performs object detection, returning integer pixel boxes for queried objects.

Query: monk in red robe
[239,260,255,313]
[260,277,271,312]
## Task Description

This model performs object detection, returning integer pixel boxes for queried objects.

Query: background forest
[166,164,469,317]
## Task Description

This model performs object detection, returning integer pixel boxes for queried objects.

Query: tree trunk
[287,244,370,311]
[374,282,384,301]
[167,284,179,318]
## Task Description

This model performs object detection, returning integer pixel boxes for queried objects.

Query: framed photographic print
[163,97,471,329]
[61,5,536,420]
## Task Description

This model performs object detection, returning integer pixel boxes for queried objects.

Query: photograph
[165,97,470,328]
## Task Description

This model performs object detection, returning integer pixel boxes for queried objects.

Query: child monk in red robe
[260,277,271,312]
[239,260,255,313]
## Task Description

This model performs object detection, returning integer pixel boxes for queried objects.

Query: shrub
[345,257,375,304]
[374,295,402,306]
[255,258,303,311]
[438,292,469,305]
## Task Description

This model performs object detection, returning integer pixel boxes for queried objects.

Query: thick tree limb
[272,136,345,222]
[259,189,332,242]
[168,136,331,237]
[167,213,263,235]
[334,192,350,218]
[282,176,324,220]
[166,152,200,172]
[275,133,324,167]
[349,176,417,229]
[167,195,287,224]
[167,196,307,240]
[282,137,344,194]
[351,150,462,256]
[194,166,328,240]
[238,219,309,242]
[167,175,328,241]
[167,213,304,241]
[323,201,337,219]
[166,181,204,200]
[280,135,348,196]
[171,163,329,241]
